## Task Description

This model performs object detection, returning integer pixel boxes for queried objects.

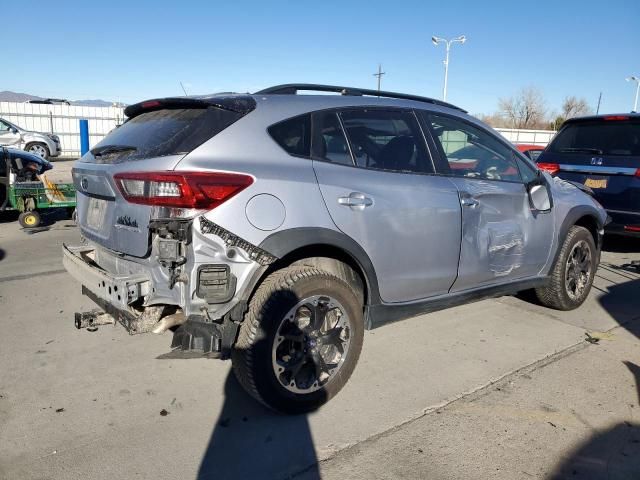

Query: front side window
[268,114,311,157]
[427,113,522,182]
[0,121,11,132]
[339,109,433,174]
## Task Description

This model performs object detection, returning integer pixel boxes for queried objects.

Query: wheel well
[574,215,600,248]
[268,244,369,304]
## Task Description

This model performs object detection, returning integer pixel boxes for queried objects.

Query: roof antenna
[179,82,189,96]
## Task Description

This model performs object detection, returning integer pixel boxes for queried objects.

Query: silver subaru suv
[64,84,607,413]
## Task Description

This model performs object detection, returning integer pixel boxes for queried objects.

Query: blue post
[79,119,89,156]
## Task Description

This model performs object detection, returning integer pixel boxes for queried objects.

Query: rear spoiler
[124,95,256,119]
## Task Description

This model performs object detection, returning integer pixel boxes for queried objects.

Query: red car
[516,144,545,161]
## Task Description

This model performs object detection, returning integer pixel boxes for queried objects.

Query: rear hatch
[537,115,640,213]
[73,95,255,257]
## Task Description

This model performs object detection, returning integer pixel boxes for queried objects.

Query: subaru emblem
[590,157,603,166]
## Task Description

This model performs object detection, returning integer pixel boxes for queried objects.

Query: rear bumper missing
[63,244,154,332]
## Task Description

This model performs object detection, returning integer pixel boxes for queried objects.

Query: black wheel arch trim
[258,227,381,306]
[551,205,604,272]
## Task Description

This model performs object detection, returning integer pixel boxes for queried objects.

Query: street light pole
[627,76,640,112]
[432,35,466,102]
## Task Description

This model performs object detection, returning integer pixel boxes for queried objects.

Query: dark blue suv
[537,114,640,237]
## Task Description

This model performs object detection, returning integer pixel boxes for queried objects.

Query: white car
[0,117,61,159]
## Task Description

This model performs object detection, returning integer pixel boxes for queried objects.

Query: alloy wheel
[564,240,592,300]
[271,294,352,394]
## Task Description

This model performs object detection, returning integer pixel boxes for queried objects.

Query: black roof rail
[255,83,467,113]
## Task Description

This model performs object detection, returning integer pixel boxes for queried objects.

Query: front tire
[535,225,596,310]
[232,266,364,414]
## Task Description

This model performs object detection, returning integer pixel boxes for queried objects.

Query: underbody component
[74,310,115,330]
[199,216,277,266]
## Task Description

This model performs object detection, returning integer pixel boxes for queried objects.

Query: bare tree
[498,86,547,129]
[561,96,591,120]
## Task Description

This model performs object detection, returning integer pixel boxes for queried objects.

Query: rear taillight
[537,162,560,175]
[113,171,253,209]
[624,225,640,232]
[635,168,640,177]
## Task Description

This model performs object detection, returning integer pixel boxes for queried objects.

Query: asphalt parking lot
[1,210,639,479]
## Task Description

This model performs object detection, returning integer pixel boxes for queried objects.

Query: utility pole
[596,92,602,114]
[180,82,189,96]
[373,64,386,93]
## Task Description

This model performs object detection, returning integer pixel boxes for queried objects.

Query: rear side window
[268,114,311,157]
[548,119,640,156]
[311,111,353,166]
[83,107,245,164]
[339,109,433,174]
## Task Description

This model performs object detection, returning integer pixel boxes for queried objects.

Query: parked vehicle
[0,147,75,227]
[0,117,61,159]
[536,114,639,236]
[63,84,607,413]
[516,143,545,161]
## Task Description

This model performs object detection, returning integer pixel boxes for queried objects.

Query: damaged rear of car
[64,95,261,349]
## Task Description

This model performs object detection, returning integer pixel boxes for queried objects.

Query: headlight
[47,134,59,142]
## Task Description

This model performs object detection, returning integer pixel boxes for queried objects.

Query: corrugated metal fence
[0,102,125,157]
[0,101,557,159]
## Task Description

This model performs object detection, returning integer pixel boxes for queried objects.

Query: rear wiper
[91,144,137,157]
[560,147,603,154]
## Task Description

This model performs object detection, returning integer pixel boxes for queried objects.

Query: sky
[4,0,639,116]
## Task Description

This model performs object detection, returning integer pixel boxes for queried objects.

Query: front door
[0,120,21,148]
[424,112,554,292]
[311,108,462,303]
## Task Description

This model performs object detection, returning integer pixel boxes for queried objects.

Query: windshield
[80,106,246,164]
[547,119,640,157]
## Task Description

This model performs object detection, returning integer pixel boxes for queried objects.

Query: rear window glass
[82,107,244,163]
[268,114,311,157]
[548,119,640,156]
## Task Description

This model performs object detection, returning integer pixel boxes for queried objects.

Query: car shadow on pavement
[196,372,320,480]
[549,279,640,479]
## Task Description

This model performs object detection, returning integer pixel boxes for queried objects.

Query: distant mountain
[0,90,42,102]
[0,90,120,107]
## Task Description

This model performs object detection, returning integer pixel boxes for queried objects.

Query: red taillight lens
[113,171,253,209]
[537,162,560,175]
[624,225,640,232]
[635,168,640,177]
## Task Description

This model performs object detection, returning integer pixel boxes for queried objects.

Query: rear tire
[18,210,41,228]
[535,225,596,310]
[25,143,50,160]
[232,266,364,414]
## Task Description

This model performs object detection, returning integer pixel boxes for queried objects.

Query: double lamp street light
[432,35,466,102]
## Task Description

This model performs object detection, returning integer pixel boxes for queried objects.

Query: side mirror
[9,127,18,134]
[529,184,551,212]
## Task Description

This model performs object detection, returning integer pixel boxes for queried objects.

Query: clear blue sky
[4,0,639,115]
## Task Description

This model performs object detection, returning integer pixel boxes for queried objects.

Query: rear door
[538,116,640,216]
[312,108,462,303]
[423,112,554,291]
[73,102,250,257]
